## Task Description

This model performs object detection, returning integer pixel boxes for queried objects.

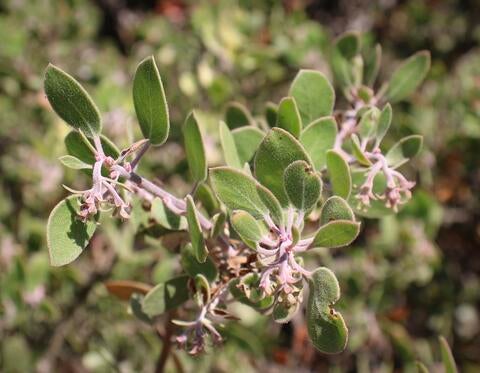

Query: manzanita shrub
[44,33,430,356]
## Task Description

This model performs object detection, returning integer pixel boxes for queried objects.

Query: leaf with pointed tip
[210,212,226,238]
[284,160,322,212]
[181,243,217,282]
[265,102,277,127]
[219,121,242,169]
[320,196,355,225]
[64,131,119,166]
[385,135,423,168]
[276,97,301,138]
[326,150,352,199]
[142,276,190,317]
[183,111,207,182]
[133,56,169,145]
[363,44,382,86]
[312,220,360,248]
[307,267,348,353]
[185,195,208,263]
[289,70,335,126]
[231,210,263,244]
[350,135,372,166]
[231,126,264,165]
[210,167,269,219]
[300,116,337,171]
[47,196,97,266]
[357,107,380,140]
[375,104,392,145]
[194,183,219,216]
[44,64,101,137]
[385,51,430,102]
[225,102,253,129]
[255,184,284,227]
[104,280,152,300]
[330,33,361,89]
[59,155,92,170]
[255,128,312,206]
[151,198,187,231]
[439,336,458,373]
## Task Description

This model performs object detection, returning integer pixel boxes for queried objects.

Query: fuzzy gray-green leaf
[210,167,268,219]
[284,160,322,212]
[312,220,360,248]
[47,196,97,266]
[385,135,423,168]
[59,155,92,170]
[439,336,458,373]
[326,150,352,199]
[276,97,302,138]
[44,64,101,137]
[132,56,169,145]
[231,210,263,244]
[183,111,207,182]
[219,121,242,169]
[289,70,335,126]
[254,128,312,206]
[385,51,430,102]
[300,116,338,171]
[232,126,264,165]
[320,196,355,225]
[186,195,208,263]
[307,267,348,353]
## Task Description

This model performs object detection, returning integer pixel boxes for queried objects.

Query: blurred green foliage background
[1,0,480,371]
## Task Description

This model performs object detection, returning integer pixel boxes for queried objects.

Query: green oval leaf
[320,196,355,225]
[210,167,269,219]
[183,111,207,182]
[265,102,278,127]
[312,220,360,249]
[289,70,335,126]
[225,101,253,129]
[284,160,322,212]
[385,51,431,103]
[44,64,101,138]
[375,103,392,145]
[255,184,284,227]
[142,276,190,317]
[186,195,208,263]
[47,196,97,266]
[231,210,263,244]
[132,56,169,145]
[307,267,348,353]
[254,128,312,206]
[300,116,338,171]
[326,150,352,199]
[59,155,92,170]
[385,135,423,168]
[276,97,302,138]
[64,131,119,165]
[219,121,242,169]
[232,126,265,165]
